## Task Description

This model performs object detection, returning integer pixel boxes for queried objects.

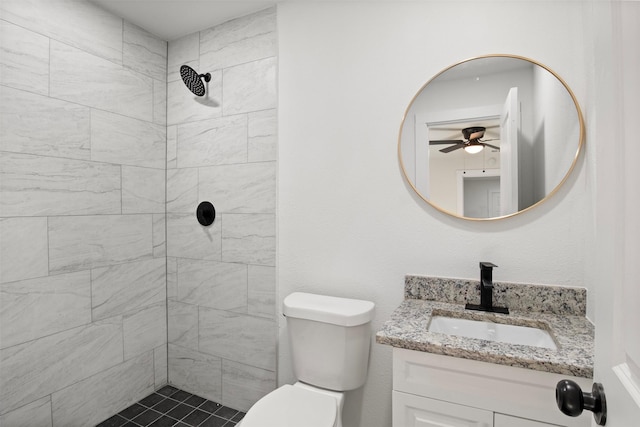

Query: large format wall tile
[200,7,276,72]
[0,86,91,160]
[168,300,198,349]
[221,214,276,265]
[49,215,153,273]
[154,78,167,126]
[0,318,123,414]
[167,75,222,125]
[168,344,222,403]
[199,162,276,213]
[167,125,178,168]
[222,57,276,115]
[91,109,165,169]
[177,259,247,311]
[248,265,276,319]
[123,21,167,82]
[248,109,277,162]
[51,352,154,427]
[123,302,167,360]
[154,346,168,388]
[176,115,247,167]
[0,152,121,217]
[153,214,166,258]
[0,20,49,95]
[91,258,166,321]
[222,360,276,412]
[0,271,91,349]
[167,213,222,260]
[50,41,152,122]
[122,166,166,214]
[167,168,198,213]
[167,32,200,82]
[199,308,276,370]
[0,0,123,64]
[0,396,52,427]
[0,217,48,283]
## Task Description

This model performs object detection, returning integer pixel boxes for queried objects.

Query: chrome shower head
[180,65,211,97]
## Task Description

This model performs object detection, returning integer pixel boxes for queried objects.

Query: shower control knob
[196,201,216,226]
[555,380,607,425]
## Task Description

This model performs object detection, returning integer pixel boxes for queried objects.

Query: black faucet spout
[466,262,509,314]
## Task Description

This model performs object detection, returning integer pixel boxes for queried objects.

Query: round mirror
[398,54,584,220]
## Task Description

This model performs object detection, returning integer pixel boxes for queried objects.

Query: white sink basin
[428,315,557,350]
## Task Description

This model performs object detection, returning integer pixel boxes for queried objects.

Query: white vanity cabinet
[392,348,592,427]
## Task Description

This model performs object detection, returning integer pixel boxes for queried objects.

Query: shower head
[180,65,211,97]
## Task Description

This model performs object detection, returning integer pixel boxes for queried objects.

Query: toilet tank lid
[283,292,375,326]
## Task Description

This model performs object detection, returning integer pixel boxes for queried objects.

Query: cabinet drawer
[393,391,493,427]
[494,413,564,427]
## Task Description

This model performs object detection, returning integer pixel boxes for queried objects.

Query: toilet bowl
[238,292,375,427]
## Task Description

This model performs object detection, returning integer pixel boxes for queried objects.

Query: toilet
[239,292,375,427]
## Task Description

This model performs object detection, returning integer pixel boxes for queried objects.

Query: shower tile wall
[0,0,167,425]
[166,7,278,412]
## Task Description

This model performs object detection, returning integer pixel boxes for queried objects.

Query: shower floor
[96,385,245,427]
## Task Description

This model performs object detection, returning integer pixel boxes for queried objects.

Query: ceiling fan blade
[440,144,464,153]
[430,139,464,145]
[480,138,499,142]
[483,143,500,150]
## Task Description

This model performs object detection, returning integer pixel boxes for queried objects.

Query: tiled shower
[0,1,277,425]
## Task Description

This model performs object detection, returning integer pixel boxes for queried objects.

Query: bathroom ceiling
[88,0,279,41]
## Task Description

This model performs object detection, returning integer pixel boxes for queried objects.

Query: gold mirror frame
[398,54,585,220]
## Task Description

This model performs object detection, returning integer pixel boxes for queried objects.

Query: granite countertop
[376,275,595,378]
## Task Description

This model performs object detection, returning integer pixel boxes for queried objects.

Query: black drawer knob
[555,379,606,425]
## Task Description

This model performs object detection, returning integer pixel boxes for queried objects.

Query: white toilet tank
[283,292,375,391]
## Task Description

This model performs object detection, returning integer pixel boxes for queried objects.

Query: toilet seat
[240,384,337,427]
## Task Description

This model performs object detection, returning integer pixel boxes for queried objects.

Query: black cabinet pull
[556,379,607,425]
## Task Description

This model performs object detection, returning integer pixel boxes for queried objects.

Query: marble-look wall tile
[91,109,165,169]
[167,75,222,125]
[0,317,123,414]
[0,86,91,160]
[222,360,276,412]
[0,217,48,283]
[0,152,121,217]
[153,214,166,258]
[199,162,276,213]
[0,0,123,64]
[122,166,165,214]
[154,346,168,388]
[167,213,222,260]
[177,259,247,312]
[153,79,167,126]
[221,214,276,265]
[248,109,277,162]
[49,215,153,273]
[168,300,199,349]
[200,7,276,72]
[123,21,167,82]
[167,125,178,168]
[199,308,276,370]
[248,265,275,319]
[0,20,49,95]
[167,168,198,213]
[168,59,198,83]
[168,344,222,403]
[124,302,167,360]
[177,114,247,167]
[0,396,52,427]
[50,41,152,122]
[167,257,178,300]
[51,352,154,427]
[0,271,91,349]
[91,258,166,321]
[223,57,276,115]
[167,32,200,82]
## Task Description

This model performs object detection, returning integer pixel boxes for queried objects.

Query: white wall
[278,2,591,426]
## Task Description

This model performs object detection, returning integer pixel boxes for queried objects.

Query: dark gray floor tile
[182,409,210,426]
[96,414,128,427]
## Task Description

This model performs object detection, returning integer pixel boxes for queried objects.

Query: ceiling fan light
[464,144,484,154]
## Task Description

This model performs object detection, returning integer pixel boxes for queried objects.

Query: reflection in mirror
[399,55,584,220]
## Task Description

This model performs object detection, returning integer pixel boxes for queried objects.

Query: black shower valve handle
[196,201,216,226]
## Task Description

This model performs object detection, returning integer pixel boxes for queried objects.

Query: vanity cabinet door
[393,391,493,427]
[494,413,564,427]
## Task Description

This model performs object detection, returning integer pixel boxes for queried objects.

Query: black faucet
[465,262,509,314]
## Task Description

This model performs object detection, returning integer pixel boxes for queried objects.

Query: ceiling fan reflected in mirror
[430,126,500,154]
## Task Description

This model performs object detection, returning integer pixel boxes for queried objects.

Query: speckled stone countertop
[376,275,594,378]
